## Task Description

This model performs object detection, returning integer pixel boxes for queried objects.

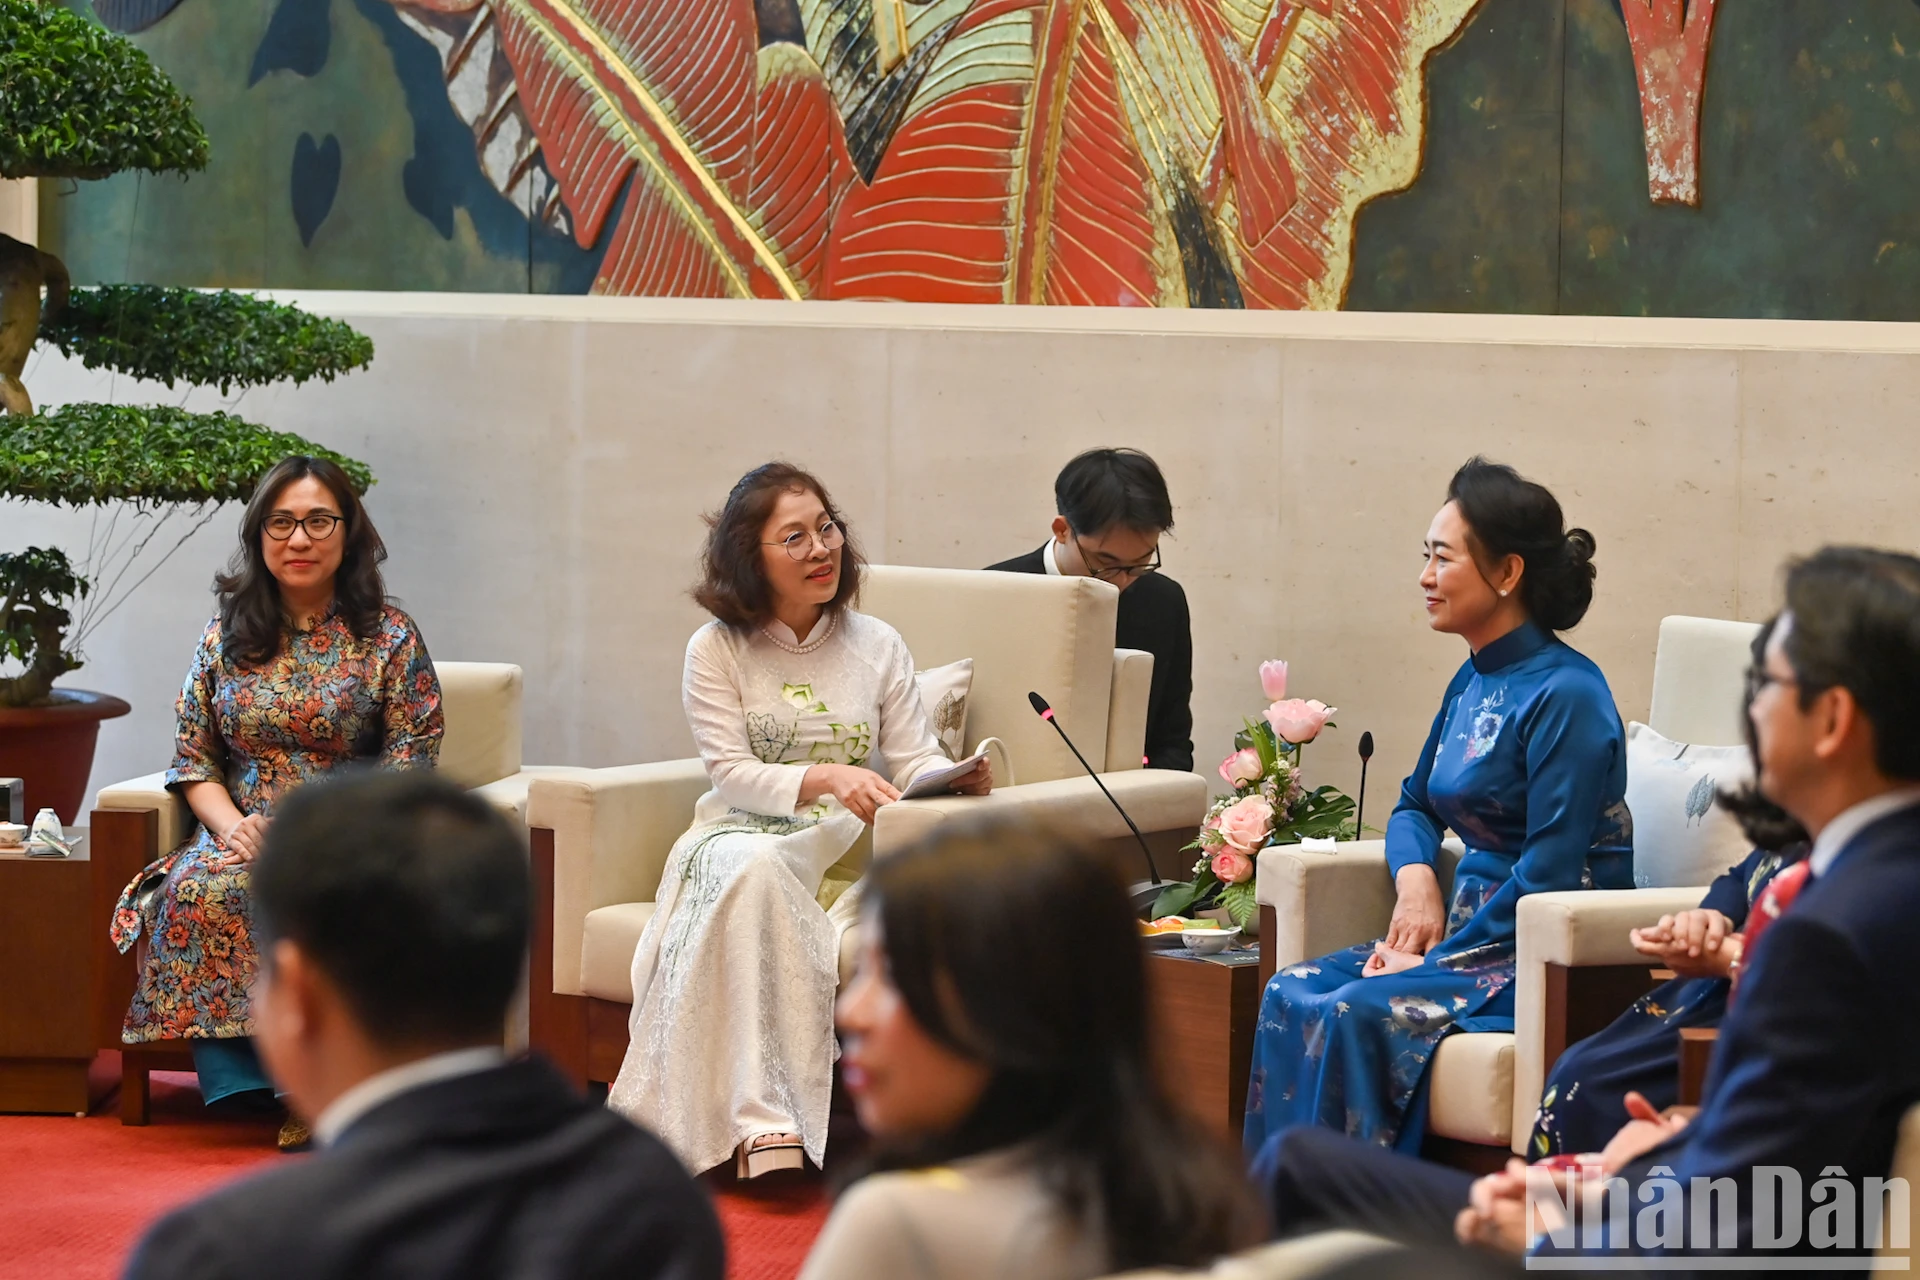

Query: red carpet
[0,1058,827,1280]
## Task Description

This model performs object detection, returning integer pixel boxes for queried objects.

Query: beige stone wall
[8,296,1920,814]
[0,180,36,244]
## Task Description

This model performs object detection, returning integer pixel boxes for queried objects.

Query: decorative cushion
[1625,721,1753,889]
[914,658,973,760]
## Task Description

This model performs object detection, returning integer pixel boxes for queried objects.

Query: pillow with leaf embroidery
[913,659,973,761]
[1625,721,1754,889]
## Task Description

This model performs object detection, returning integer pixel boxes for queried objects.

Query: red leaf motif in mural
[493,0,851,297]
[1619,0,1717,206]
[825,0,1475,307]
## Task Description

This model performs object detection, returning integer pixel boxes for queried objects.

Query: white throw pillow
[1624,721,1753,889]
[914,659,973,760]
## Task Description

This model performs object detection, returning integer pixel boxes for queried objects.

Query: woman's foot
[734,1131,804,1179]
[277,1115,312,1153]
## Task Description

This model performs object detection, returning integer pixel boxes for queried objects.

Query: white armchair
[526,566,1209,1087]
[89,660,569,1123]
[1256,615,1763,1161]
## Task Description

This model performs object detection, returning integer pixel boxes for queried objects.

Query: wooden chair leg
[529,827,590,1091]
[121,1054,150,1125]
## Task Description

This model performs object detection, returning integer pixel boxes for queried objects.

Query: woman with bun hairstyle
[1243,457,1633,1155]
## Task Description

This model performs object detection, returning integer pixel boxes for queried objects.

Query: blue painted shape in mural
[250,0,333,86]
[291,132,342,247]
[352,0,607,291]
[92,0,191,33]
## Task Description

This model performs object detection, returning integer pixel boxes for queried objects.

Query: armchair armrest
[470,765,599,828]
[1255,842,1394,978]
[527,760,709,997]
[873,769,1206,857]
[94,772,191,855]
[1104,648,1154,773]
[1510,886,1708,1151]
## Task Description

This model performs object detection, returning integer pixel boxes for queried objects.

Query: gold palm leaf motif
[489,0,853,297]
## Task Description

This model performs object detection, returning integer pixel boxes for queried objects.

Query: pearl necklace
[760,610,838,655]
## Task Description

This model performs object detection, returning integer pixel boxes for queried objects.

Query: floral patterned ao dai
[1245,622,1634,1154]
[111,607,444,1044]
[607,610,950,1174]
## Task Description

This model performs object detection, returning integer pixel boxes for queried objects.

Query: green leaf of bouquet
[0,404,374,506]
[1151,880,1203,920]
[0,0,210,180]
[1220,881,1257,929]
[40,287,375,393]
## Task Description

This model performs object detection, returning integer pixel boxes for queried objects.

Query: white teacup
[0,822,27,847]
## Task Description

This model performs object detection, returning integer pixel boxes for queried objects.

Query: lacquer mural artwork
[384,0,1481,304]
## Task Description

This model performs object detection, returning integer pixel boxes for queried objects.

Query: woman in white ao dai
[608,464,989,1177]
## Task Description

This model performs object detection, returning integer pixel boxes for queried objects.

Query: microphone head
[1027,691,1051,716]
[1358,731,1375,761]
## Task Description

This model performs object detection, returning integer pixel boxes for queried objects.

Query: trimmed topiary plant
[0,1,377,707]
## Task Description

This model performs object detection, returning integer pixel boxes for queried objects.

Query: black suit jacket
[123,1059,725,1280]
[985,546,1193,772]
[1551,803,1920,1269]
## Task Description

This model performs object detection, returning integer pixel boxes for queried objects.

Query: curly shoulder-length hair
[693,462,864,629]
[216,456,389,666]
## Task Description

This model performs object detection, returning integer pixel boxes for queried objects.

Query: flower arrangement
[1152,660,1358,929]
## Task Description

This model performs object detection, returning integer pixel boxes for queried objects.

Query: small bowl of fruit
[1179,923,1240,955]
[1138,915,1194,948]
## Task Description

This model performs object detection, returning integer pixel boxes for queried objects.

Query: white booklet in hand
[901,750,990,800]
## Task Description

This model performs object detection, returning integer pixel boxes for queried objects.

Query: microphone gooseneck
[1355,730,1375,843]
[1028,692,1161,884]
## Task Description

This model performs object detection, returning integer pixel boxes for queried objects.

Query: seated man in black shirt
[988,447,1193,772]
[124,771,724,1280]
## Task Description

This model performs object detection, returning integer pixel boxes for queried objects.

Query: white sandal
[735,1132,805,1179]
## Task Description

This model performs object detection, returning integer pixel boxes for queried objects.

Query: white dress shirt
[312,1046,508,1147]
[1042,538,1064,576]
[1806,784,1920,878]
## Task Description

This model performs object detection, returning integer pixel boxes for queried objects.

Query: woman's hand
[214,813,270,869]
[1599,1091,1691,1176]
[802,764,901,824]
[1631,909,1739,980]
[947,757,992,796]
[1361,942,1425,978]
[1384,863,1447,955]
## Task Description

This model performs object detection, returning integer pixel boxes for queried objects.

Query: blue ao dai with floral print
[1244,621,1633,1154]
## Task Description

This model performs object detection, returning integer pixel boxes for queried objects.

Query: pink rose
[1215,794,1274,852]
[1218,748,1263,787]
[1266,698,1336,745]
[1211,849,1255,884]
[1259,660,1289,701]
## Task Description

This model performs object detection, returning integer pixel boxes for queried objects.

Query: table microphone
[1028,691,1161,885]
[1355,731,1374,841]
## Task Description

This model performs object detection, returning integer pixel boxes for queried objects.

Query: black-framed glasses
[764,521,845,561]
[264,513,343,542]
[1075,535,1161,583]
[1745,664,1800,702]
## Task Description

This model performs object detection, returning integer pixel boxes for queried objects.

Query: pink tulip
[1259,660,1289,701]
[1218,748,1263,788]
[1211,849,1255,885]
[1215,794,1275,852]
[1266,698,1336,745]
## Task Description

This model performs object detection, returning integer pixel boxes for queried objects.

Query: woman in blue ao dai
[1245,459,1633,1157]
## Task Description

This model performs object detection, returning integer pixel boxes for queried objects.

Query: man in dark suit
[1264,546,1920,1273]
[988,447,1193,772]
[123,770,724,1280]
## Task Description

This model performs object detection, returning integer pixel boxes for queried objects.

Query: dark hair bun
[1446,458,1596,632]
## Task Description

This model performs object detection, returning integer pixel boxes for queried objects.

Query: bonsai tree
[0,0,376,707]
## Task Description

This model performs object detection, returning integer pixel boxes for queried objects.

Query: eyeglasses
[1745,665,1800,702]
[765,521,845,561]
[264,513,343,541]
[1075,535,1161,583]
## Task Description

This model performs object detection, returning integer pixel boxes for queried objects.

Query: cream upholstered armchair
[89,660,568,1123]
[526,565,1210,1087]
[1255,616,1762,1162]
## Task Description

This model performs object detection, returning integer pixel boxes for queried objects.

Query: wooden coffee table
[1144,947,1261,1142]
[0,830,94,1114]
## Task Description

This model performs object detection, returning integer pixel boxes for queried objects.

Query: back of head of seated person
[124,770,723,1280]
[799,815,1263,1280]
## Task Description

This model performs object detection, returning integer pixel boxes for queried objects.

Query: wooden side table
[0,831,93,1115]
[1144,948,1261,1143]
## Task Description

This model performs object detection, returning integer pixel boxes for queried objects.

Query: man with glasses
[988,447,1192,772]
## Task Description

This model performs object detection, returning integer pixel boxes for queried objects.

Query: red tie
[1730,860,1811,1002]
